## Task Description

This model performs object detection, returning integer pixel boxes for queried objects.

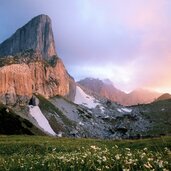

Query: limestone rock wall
[29,58,70,98]
[0,64,32,105]
[0,58,74,106]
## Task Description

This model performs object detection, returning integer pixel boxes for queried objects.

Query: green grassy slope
[137,99,171,135]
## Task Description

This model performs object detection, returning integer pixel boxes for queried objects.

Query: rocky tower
[0,14,56,60]
[0,14,75,106]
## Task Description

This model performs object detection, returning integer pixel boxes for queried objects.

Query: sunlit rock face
[0,14,75,106]
[0,64,32,106]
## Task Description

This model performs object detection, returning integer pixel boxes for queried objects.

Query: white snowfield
[74,86,100,108]
[117,107,132,113]
[29,105,56,136]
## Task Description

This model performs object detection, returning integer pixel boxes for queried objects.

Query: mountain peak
[78,77,126,104]
[102,79,113,85]
[0,14,57,60]
[33,14,51,19]
[155,93,171,102]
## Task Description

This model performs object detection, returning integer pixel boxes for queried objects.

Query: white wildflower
[102,156,107,162]
[158,160,163,168]
[115,154,120,160]
[144,162,153,169]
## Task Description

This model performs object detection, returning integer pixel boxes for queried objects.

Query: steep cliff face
[0,14,56,61]
[0,64,32,106]
[0,56,74,106]
[29,58,70,98]
[0,15,75,106]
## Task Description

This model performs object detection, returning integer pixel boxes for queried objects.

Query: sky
[0,0,171,93]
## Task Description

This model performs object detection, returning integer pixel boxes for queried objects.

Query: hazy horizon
[1,0,171,93]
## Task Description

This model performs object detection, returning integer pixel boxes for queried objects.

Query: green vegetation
[140,99,171,135]
[0,136,170,171]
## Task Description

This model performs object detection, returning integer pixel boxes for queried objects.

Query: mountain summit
[0,14,56,60]
[0,15,75,106]
[78,78,161,105]
[155,93,171,102]
[78,78,126,103]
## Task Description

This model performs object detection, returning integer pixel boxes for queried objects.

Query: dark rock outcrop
[0,103,45,135]
[0,14,56,61]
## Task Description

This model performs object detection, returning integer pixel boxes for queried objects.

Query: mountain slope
[51,86,171,138]
[78,78,126,104]
[155,93,171,102]
[0,82,170,138]
[74,86,101,108]
[125,88,161,106]
[78,78,161,106]
[135,99,171,135]
[0,103,45,135]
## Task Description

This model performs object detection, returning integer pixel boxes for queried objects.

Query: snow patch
[104,115,110,119]
[117,108,123,113]
[74,86,100,108]
[121,108,132,113]
[99,106,105,113]
[29,105,56,136]
[79,121,84,126]
[117,107,132,113]
[57,132,62,137]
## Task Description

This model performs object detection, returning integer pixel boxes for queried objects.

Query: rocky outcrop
[0,55,74,106]
[0,14,56,61]
[0,14,76,106]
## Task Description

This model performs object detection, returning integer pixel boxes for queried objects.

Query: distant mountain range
[155,93,171,102]
[78,78,162,106]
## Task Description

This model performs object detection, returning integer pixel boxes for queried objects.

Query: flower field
[0,136,170,171]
